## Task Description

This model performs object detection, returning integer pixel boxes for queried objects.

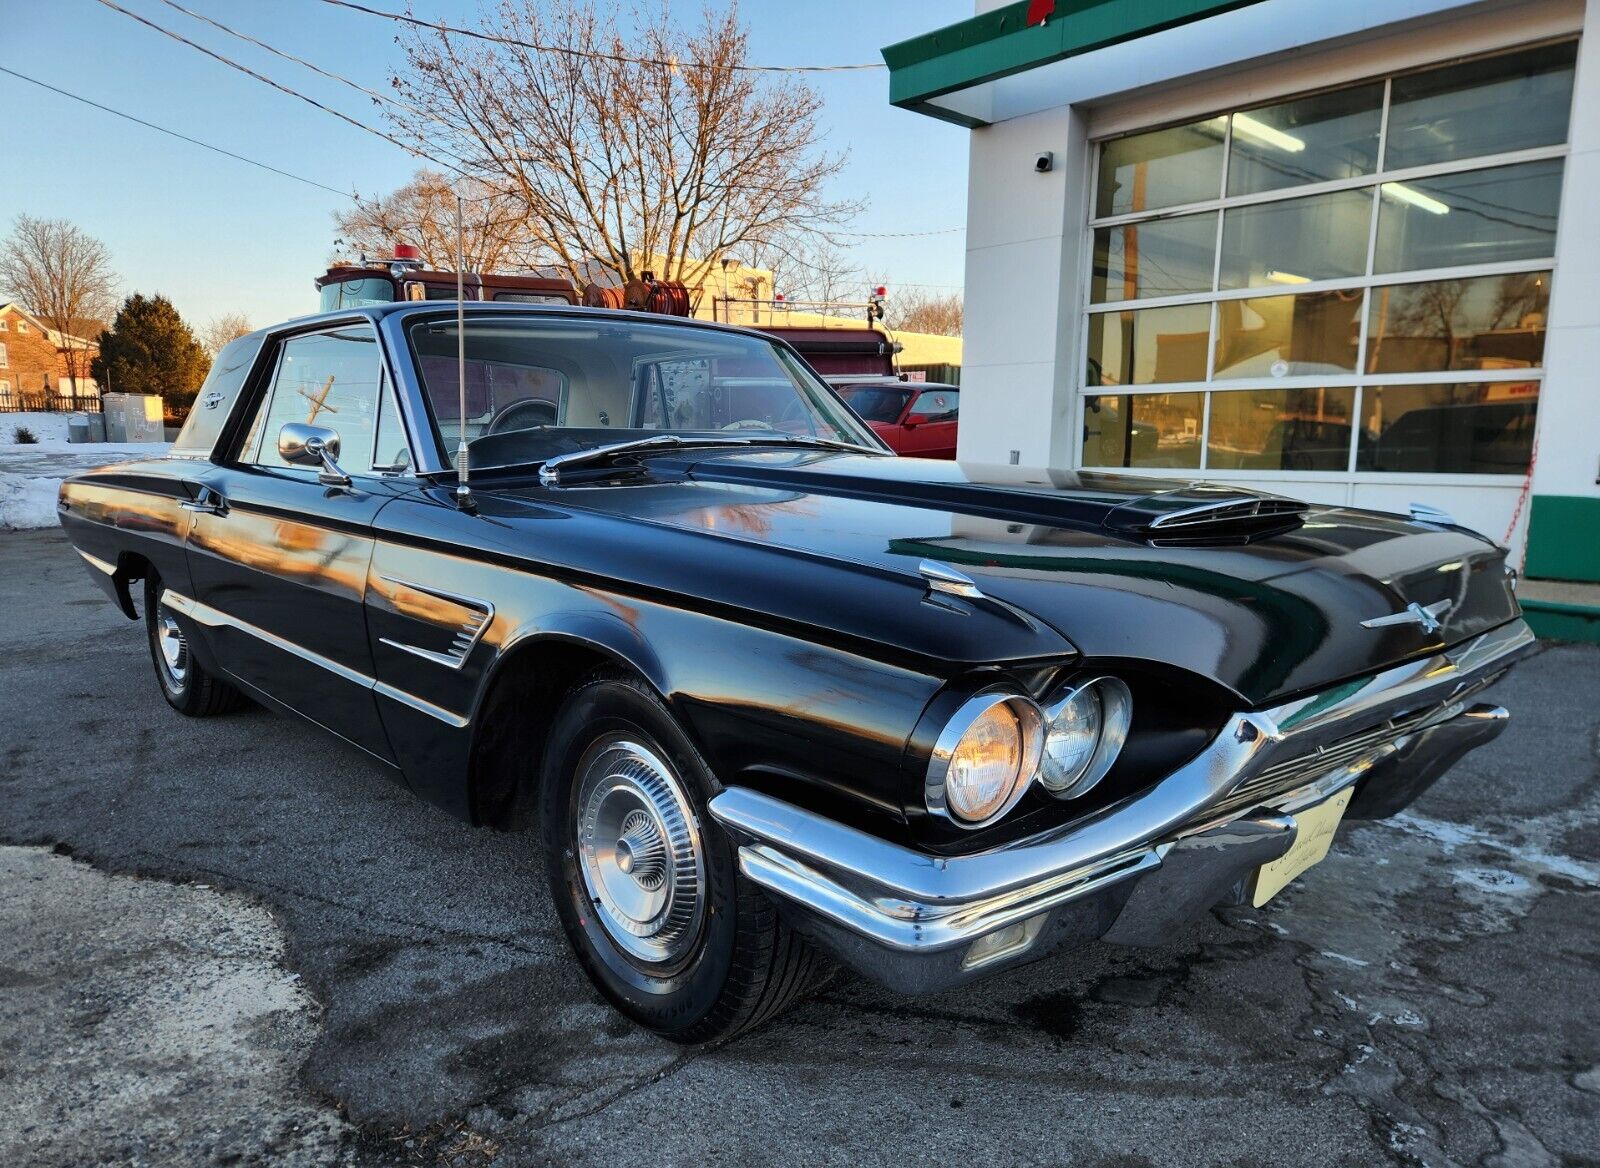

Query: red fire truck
[315,247,901,379]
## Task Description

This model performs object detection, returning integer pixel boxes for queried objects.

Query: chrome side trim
[160,589,468,727]
[76,549,116,577]
[376,576,495,670]
[373,681,470,728]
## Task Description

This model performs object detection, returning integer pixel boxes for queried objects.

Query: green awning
[882,0,1267,127]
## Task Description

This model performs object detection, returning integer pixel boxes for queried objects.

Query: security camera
[1034,151,1054,173]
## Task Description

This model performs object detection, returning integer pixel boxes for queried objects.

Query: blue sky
[2,0,969,330]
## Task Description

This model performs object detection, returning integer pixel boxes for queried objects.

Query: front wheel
[540,674,829,1043]
[144,573,247,717]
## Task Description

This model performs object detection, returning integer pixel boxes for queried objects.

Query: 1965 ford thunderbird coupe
[59,302,1533,1042]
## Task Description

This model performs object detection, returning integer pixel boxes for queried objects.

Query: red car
[834,379,960,459]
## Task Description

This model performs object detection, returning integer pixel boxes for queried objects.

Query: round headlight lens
[1040,685,1103,792]
[1039,677,1132,798]
[931,694,1044,826]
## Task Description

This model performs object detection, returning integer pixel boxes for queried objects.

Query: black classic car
[58,302,1533,1042]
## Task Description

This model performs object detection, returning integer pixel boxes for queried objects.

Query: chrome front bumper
[708,620,1534,994]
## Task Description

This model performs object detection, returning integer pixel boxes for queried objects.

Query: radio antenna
[454,190,474,512]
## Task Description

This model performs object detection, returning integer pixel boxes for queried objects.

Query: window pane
[1096,117,1226,218]
[1213,290,1363,379]
[1087,304,1211,386]
[1386,43,1577,169]
[1219,189,1371,289]
[1206,387,1355,471]
[243,328,383,467]
[1227,83,1382,196]
[1091,212,1216,302]
[1358,382,1538,473]
[372,381,409,471]
[1374,159,1563,274]
[1366,272,1550,374]
[1082,393,1203,468]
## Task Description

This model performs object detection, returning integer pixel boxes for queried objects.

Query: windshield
[837,384,913,423]
[406,314,882,470]
[319,276,397,312]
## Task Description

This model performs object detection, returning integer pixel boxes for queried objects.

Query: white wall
[1532,0,1600,506]
[957,104,1089,468]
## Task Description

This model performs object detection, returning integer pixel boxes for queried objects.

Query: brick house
[0,302,100,408]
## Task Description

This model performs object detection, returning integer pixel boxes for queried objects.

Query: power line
[91,0,467,179]
[0,63,354,200]
[152,0,463,156]
[315,0,887,74]
[833,226,966,239]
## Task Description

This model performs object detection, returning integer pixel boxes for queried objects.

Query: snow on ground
[0,440,170,532]
[3,412,74,442]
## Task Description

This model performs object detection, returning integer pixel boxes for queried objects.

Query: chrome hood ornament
[1362,598,1453,635]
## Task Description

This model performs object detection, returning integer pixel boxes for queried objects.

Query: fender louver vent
[378,577,495,671]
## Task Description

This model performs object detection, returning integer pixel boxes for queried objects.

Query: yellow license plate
[1251,786,1355,907]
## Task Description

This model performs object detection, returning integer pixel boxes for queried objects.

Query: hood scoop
[1103,491,1310,543]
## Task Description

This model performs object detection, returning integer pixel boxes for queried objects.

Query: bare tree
[199,312,253,357]
[387,1,859,289]
[0,214,118,389]
[334,170,549,272]
[882,287,963,336]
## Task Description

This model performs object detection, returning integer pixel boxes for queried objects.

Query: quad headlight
[1038,676,1133,799]
[926,693,1045,827]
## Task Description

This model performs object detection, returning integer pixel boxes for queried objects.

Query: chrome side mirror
[278,422,352,487]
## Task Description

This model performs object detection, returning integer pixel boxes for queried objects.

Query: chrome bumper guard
[708,620,1534,994]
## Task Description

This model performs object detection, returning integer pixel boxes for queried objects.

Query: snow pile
[3,412,75,442]
[0,441,171,532]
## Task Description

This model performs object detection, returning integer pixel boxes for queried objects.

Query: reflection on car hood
[473,449,1520,705]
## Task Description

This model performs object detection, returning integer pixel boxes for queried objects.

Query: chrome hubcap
[156,597,188,685]
[574,736,705,967]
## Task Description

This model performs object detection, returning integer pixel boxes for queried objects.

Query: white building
[884,0,1599,633]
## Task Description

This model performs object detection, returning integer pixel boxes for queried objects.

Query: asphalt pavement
[2,527,1596,1167]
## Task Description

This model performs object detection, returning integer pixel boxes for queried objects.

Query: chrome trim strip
[76,549,116,577]
[376,576,495,670]
[161,589,468,727]
[709,620,1534,951]
[373,681,470,728]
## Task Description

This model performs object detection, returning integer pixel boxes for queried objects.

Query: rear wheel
[144,573,246,717]
[540,674,829,1043]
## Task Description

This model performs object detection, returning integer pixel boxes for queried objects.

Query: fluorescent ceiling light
[1232,113,1305,153]
[1265,269,1310,284]
[1384,182,1451,215]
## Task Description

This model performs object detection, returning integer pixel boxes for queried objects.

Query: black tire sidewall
[540,677,741,1037]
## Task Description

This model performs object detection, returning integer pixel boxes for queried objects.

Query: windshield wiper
[537,433,883,485]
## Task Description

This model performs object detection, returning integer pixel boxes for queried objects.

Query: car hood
[473,449,1520,706]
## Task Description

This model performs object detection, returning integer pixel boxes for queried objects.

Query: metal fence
[0,389,103,414]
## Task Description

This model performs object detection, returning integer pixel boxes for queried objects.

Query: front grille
[1207,704,1441,819]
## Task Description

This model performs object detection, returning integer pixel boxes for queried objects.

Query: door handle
[181,486,228,516]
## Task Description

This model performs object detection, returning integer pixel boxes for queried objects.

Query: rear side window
[172,334,262,457]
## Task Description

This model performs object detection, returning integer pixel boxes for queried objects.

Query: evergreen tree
[90,294,210,407]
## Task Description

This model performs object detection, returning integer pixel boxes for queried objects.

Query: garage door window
[1083,40,1574,476]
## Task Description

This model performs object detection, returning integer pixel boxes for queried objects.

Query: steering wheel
[773,397,819,437]
[486,399,557,435]
[720,418,772,431]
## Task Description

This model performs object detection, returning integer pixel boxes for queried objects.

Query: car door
[181,322,413,763]
[899,387,960,459]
